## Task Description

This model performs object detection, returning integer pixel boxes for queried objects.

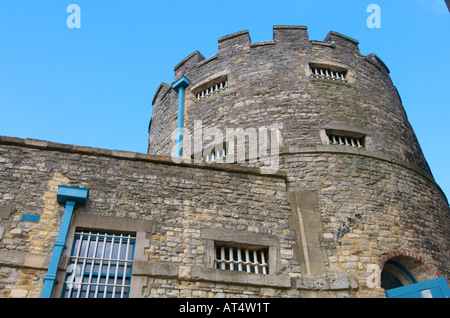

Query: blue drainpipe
[41,185,89,298]
[172,76,190,158]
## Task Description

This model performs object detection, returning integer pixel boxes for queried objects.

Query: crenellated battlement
[149,25,431,176]
[158,26,388,100]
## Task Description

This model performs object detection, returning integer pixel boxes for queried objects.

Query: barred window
[192,75,229,102]
[62,231,136,298]
[205,144,229,163]
[215,244,269,275]
[196,80,228,100]
[310,63,347,81]
[328,134,364,148]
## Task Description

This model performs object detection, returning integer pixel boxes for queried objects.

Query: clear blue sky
[0,1,449,199]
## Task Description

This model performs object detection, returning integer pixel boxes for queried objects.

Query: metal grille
[62,231,136,298]
[196,80,228,100]
[311,67,347,81]
[215,245,269,275]
[20,213,41,223]
[328,134,364,148]
[205,146,229,163]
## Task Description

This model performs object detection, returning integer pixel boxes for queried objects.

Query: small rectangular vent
[20,213,41,223]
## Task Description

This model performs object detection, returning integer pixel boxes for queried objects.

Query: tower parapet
[149,26,430,176]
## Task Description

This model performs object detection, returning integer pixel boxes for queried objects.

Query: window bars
[204,146,229,163]
[328,134,364,148]
[196,80,228,100]
[215,245,269,275]
[311,67,347,81]
[62,231,136,298]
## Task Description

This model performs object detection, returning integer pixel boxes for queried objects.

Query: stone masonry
[0,26,449,298]
[147,26,450,297]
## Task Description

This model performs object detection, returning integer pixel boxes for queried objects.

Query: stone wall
[145,26,450,298]
[0,136,314,298]
[1,29,449,299]
[1,135,448,298]
[280,148,449,297]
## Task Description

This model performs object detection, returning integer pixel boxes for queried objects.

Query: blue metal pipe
[41,185,88,298]
[172,76,190,158]
[41,200,75,298]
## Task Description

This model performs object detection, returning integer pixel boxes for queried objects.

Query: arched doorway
[381,260,417,290]
[380,252,449,298]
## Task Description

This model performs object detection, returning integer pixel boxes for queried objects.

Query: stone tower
[148,26,450,297]
[1,25,447,299]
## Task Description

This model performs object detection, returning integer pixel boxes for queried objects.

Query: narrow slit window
[310,65,347,81]
[204,143,229,163]
[196,80,228,100]
[328,133,365,148]
[193,76,229,101]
